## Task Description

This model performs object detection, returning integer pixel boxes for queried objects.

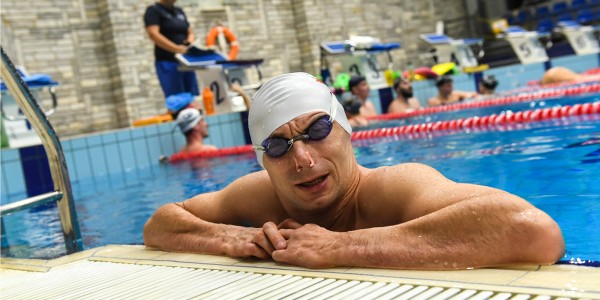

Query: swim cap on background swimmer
[343,95,362,115]
[481,75,498,90]
[436,75,453,87]
[249,72,352,167]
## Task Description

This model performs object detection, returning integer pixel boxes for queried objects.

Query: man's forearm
[143,203,261,256]
[346,197,564,269]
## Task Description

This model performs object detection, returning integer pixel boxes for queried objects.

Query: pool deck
[1,245,599,299]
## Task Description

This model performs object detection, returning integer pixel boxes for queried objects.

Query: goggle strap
[329,94,337,122]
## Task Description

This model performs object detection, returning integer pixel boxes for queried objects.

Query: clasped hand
[248,219,341,268]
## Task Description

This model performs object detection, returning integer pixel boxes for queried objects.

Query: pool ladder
[0,47,83,254]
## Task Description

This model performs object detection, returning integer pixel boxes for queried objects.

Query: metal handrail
[0,47,83,254]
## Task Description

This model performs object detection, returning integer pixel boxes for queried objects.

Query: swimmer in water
[541,66,600,85]
[428,75,479,106]
[144,72,565,270]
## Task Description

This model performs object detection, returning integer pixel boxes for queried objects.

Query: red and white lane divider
[353,102,600,141]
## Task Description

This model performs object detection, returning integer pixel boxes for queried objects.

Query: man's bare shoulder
[224,170,277,199]
[364,163,442,182]
[182,170,286,226]
[354,163,441,225]
[427,96,441,106]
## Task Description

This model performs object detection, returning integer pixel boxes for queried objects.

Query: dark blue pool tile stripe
[378,87,394,114]
[18,144,53,197]
[240,111,251,145]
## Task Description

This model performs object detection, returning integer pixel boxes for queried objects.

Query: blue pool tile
[231,122,246,146]
[70,138,87,150]
[88,147,108,177]
[173,134,186,152]
[1,161,26,198]
[158,135,177,155]
[61,139,73,151]
[143,125,159,136]
[223,124,236,147]
[157,123,173,134]
[132,139,151,169]
[1,170,8,198]
[131,127,145,139]
[116,130,131,142]
[118,141,137,172]
[209,126,224,148]
[86,134,103,147]
[64,150,78,183]
[1,149,19,162]
[72,148,93,181]
[145,136,163,162]
[103,144,123,173]
[101,132,117,144]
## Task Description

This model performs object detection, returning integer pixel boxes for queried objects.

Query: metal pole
[0,47,83,253]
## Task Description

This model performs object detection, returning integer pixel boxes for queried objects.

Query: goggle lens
[261,116,333,158]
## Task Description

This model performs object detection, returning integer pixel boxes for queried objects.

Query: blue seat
[514,10,529,24]
[504,13,515,25]
[537,18,555,33]
[557,13,574,22]
[577,9,595,24]
[536,6,551,19]
[552,2,569,14]
[571,0,587,10]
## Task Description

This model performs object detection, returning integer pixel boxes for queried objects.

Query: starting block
[419,33,483,69]
[176,47,263,115]
[498,26,549,64]
[554,21,599,55]
[0,67,58,148]
[320,37,401,90]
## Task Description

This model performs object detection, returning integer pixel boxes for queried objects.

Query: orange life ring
[206,26,239,60]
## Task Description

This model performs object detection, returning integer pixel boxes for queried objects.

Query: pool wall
[1,53,599,203]
[1,112,249,203]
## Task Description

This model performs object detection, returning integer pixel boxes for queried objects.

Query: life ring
[206,26,239,60]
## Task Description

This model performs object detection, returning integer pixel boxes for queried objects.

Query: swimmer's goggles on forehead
[255,115,334,158]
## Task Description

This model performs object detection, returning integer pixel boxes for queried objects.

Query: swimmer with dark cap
[479,75,498,96]
[343,95,369,127]
[144,72,564,270]
[428,75,479,107]
[348,75,378,117]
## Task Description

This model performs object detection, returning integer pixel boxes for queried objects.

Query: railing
[0,47,83,254]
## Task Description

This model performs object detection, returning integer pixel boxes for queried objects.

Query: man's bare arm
[272,164,565,269]
[143,171,287,258]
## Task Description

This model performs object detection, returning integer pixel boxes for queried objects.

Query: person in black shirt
[144,0,199,98]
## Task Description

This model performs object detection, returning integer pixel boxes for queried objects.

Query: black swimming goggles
[256,115,334,158]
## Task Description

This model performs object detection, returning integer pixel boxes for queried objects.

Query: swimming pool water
[2,96,599,267]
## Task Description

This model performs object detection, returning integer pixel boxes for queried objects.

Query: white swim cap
[249,72,352,167]
[176,108,202,134]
